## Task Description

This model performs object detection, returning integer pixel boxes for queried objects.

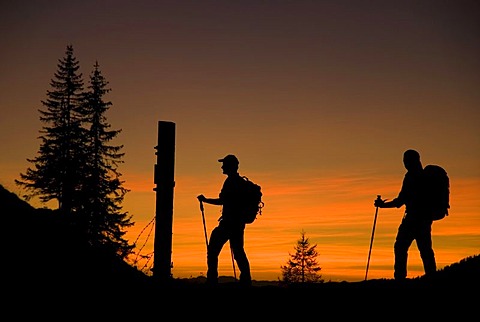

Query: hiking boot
[206,278,218,288]
[239,277,252,287]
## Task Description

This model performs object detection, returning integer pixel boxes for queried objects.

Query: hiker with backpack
[374,149,438,281]
[197,154,252,287]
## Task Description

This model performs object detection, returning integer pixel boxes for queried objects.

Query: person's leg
[230,225,251,285]
[394,220,414,280]
[416,221,436,276]
[206,225,228,284]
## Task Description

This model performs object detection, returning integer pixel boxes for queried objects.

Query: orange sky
[1,1,479,282]
[117,165,479,282]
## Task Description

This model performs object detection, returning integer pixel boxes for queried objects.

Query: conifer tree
[280,230,324,284]
[81,61,134,258]
[16,46,134,259]
[16,45,86,216]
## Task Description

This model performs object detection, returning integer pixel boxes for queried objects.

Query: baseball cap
[218,154,239,165]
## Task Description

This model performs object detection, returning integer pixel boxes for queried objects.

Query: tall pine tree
[82,61,134,258]
[280,230,324,284]
[16,45,86,216]
[17,46,134,259]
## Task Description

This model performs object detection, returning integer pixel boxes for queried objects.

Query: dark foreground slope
[2,183,478,306]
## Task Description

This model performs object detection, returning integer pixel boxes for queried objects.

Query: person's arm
[375,197,402,208]
[375,175,408,209]
[197,194,223,206]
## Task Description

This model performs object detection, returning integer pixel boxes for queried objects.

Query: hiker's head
[403,149,422,171]
[218,154,239,174]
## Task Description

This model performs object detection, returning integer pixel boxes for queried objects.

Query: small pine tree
[280,230,324,284]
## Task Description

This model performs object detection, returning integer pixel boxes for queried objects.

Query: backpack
[240,176,264,224]
[423,164,450,221]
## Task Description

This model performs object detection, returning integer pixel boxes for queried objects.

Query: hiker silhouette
[197,154,252,286]
[374,149,437,280]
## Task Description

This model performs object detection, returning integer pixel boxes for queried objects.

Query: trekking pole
[199,200,209,249]
[365,195,382,281]
[230,243,237,280]
[200,199,237,280]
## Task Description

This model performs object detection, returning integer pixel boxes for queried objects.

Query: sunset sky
[1,1,479,282]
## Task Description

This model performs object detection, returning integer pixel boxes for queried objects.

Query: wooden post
[152,121,175,283]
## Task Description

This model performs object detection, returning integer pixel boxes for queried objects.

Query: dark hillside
[2,184,149,294]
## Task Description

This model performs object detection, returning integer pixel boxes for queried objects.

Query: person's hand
[374,195,385,208]
[374,198,385,208]
[197,194,206,202]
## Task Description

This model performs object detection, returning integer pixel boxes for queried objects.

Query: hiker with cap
[197,154,252,286]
